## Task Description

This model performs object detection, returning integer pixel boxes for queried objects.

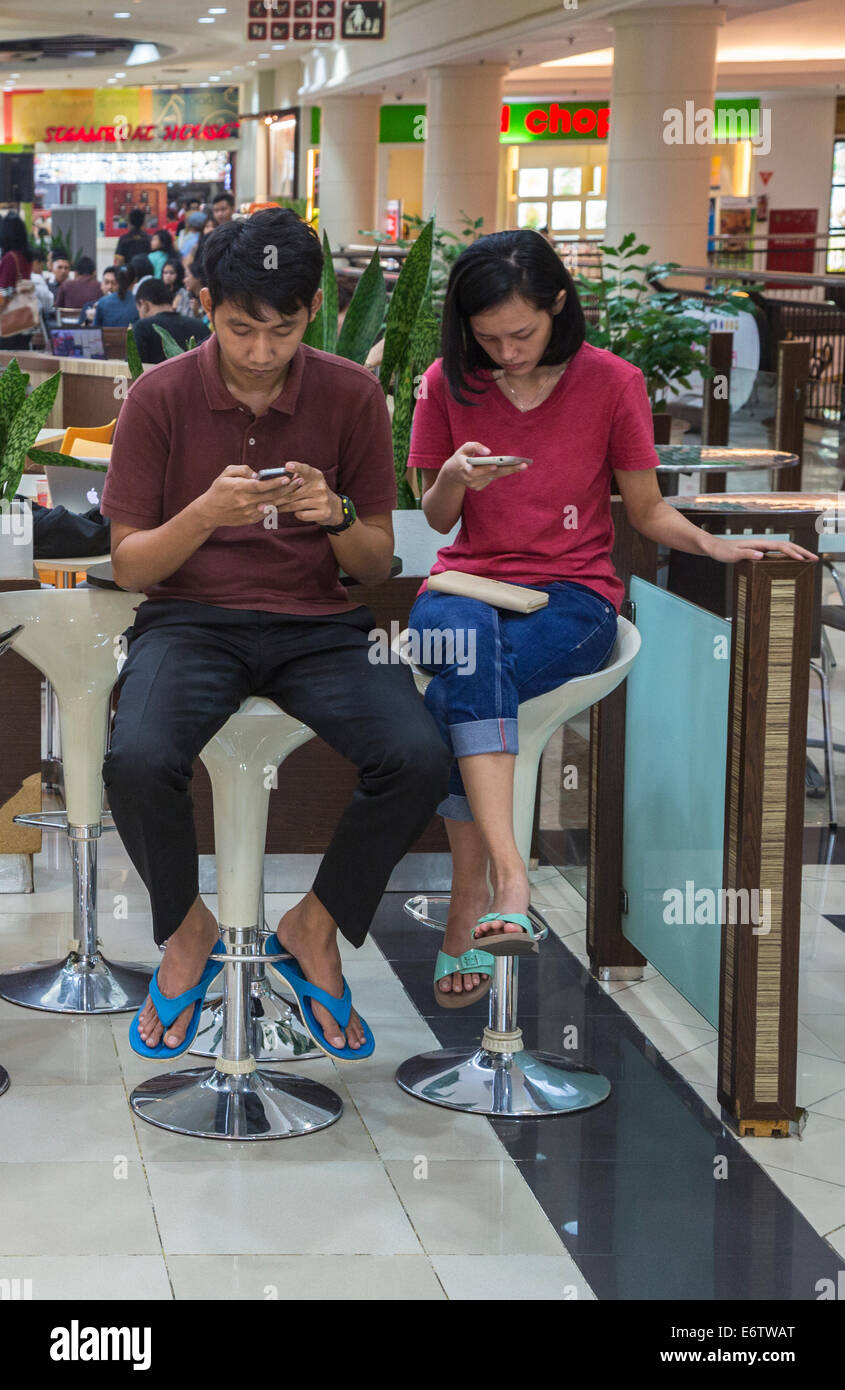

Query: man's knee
[103,736,188,798]
[381,719,452,794]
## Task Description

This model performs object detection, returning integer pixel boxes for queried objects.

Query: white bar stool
[392,616,641,1117]
[130,697,342,1141]
[0,588,153,1013]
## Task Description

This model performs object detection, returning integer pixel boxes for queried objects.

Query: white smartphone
[466,455,533,468]
[257,467,292,480]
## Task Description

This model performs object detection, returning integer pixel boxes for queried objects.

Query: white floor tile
[145,1160,423,1255]
[384,1159,567,1256]
[744,1111,845,1186]
[343,1079,509,1161]
[168,1253,446,1300]
[0,1013,121,1086]
[0,1162,160,1255]
[755,1166,845,1238]
[0,1084,139,1163]
[0,1255,171,1301]
[431,1254,596,1301]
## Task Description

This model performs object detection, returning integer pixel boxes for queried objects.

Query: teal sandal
[434,946,495,1009]
[471,912,539,957]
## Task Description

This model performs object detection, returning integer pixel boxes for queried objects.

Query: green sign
[500,102,610,143]
[379,104,426,143]
[713,98,761,140]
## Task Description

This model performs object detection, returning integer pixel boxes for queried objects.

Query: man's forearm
[111,497,216,590]
[326,516,394,585]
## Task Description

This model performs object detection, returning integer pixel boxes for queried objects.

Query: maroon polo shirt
[101,335,397,615]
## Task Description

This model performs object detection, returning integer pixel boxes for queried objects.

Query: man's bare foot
[471,866,531,945]
[136,898,219,1050]
[438,884,492,998]
[275,893,367,1052]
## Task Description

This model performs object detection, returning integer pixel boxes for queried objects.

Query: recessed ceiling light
[271,43,286,50]
[106,77,117,83]
[114,71,126,77]
[247,59,257,65]
[114,11,131,16]
[208,6,227,12]
[208,75,220,81]
[10,72,20,77]
[198,15,214,21]
[258,52,269,58]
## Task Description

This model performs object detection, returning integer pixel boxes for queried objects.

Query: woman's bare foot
[438,883,492,998]
[471,864,531,944]
[135,897,219,1050]
[275,892,367,1052]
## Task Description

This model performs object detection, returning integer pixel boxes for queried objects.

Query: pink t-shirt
[407,342,658,613]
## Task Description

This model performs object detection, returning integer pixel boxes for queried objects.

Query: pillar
[605,6,725,268]
[317,94,381,249]
[422,62,507,237]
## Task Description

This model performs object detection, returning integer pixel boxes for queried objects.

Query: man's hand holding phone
[196,464,300,529]
[443,442,532,493]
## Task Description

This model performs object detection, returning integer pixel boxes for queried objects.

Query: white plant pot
[392,506,459,578]
[0,497,35,580]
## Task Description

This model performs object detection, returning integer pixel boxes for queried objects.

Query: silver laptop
[45,465,105,514]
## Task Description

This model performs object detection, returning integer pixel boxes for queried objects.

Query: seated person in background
[211,191,235,225]
[28,246,54,317]
[128,253,155,296]
[93,264,140,327]
[162,255,190,315]
[183,250,210,324]
[149,228,175,277]
[115,208,152,267]
[45,252,70,292]
[101,265,119,297]
[130,277,211,362]
[178,210,207,261]
[54,255,103,310]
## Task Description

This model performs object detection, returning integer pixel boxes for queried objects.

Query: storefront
[4,85,239,267]
[305,95,767,248]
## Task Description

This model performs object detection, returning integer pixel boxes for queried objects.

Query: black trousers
[103,598,452,948]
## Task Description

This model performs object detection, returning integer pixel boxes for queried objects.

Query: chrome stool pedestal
[131,697,341,1140]
[191,927,320,1063]
[130,930,342,1141]
[395,898,611,1118]
[0,590,153,1014]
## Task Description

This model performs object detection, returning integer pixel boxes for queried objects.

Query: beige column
[318,94,381,249]
[423,63,508,236]
[605,6,726,269]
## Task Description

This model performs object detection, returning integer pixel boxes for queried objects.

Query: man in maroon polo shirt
[101,209,451,1058]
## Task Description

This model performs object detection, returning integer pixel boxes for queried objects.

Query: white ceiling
[0,0,841,95]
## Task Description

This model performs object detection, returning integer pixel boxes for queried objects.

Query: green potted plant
[574,233,754,430]
[0,361,65,579]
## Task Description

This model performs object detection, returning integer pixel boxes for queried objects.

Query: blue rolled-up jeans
[407,580,618,821]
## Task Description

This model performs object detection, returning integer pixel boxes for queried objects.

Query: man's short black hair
[75,255,96,277]
[135,277,174,309]
[212,192,235,208]
[128,207,145,230]
[201,208,323,322]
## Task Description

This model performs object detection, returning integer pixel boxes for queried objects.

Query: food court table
[85,557,404,589]
[653,446,799,496]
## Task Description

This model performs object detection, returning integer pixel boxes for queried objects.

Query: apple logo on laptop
[86,487,100,506]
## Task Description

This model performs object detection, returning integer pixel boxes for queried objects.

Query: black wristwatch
[323,494,357,534]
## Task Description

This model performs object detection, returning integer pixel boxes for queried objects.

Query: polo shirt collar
[197,334,305,415]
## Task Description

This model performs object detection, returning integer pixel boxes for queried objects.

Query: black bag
[30,501,111,559]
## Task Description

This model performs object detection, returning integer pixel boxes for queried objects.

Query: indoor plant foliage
[575,232,752,411]
[304,219,438,508]
[0,360,65,505]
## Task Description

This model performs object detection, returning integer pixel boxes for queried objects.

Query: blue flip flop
[129,940,226,1061]
[264,932,375,1062]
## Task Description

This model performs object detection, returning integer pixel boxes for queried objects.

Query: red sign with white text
[44,122,239,143]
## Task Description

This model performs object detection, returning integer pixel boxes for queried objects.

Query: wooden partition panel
[717,558,812,1133]
[0,579,42,858]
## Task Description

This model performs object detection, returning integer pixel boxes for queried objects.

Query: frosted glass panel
[551,200,581,231]
[517,202,547,229]
[622,578,730,1025]
[585,199,607,230]
[518,167,549,198]
[553,167,582,196]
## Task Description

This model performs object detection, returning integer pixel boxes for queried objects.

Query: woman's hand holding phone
[444,442,530,493]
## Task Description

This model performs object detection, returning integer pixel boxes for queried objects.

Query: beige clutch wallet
[427,570,549,614]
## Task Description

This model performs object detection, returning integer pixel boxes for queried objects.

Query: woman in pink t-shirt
[406,228,816,1006]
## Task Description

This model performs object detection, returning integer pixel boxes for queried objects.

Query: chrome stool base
[191,976,321,1062]
[395,1046,611,1117]
[130,1064,342,1140]
[0,1065,9,1097]
[0,951,152,1014]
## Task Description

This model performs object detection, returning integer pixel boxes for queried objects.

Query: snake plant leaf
[0,359,28,421]
[335,247,386,364]
[0,371,61,504]
[126,328,144,381]
[153,324,188,359]
[302,231,338,353]
[391,346,418,509]
[187,336,197,351]
[379,217,434,395]
[27,448,108,473]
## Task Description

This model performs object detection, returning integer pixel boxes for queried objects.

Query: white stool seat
[0,587,152,1013]
[131,695,342,1140]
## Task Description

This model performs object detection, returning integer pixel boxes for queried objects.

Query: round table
[85,556,404,590]
[653,447,799,497]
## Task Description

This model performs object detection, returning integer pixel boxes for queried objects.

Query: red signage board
[766,208,818,274]
[44,123,239,143]
[105,182,167,237]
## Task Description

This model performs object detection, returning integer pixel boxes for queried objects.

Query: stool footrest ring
[482,1027,524,1055]
[215,1056,257,1076]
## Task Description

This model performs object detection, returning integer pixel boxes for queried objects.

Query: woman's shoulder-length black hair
[440,228,586,404]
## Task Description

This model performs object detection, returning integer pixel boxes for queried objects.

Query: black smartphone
[257,467,292,480]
